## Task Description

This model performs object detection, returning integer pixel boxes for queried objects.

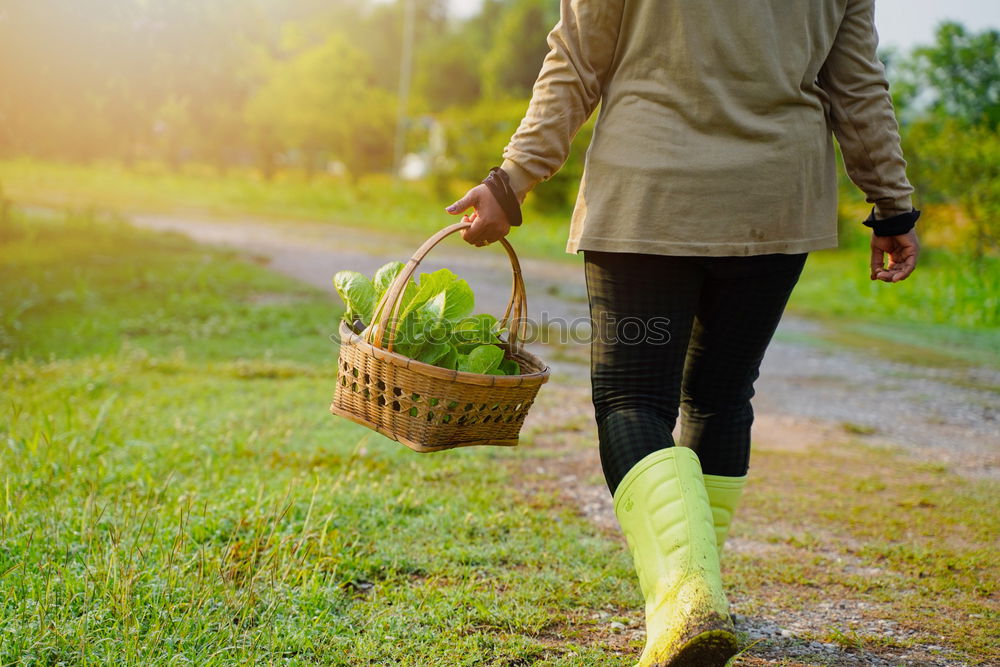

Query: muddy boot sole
[654,629,740,667]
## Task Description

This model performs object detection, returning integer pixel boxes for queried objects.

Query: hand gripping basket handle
[364,221,529,355]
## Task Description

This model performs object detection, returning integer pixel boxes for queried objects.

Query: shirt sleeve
[817,0,914,218]
[500,0,626,202]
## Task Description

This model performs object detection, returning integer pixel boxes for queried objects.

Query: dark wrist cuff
[863,207,920,236]
[481,167,523,227]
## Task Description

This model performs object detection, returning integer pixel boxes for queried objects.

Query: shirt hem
[565,234,839,256]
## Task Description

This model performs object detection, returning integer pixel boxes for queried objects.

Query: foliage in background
[479,0,559,100]
[889,22,1000,261]
[244,32,396,180]
[892,22,1000,127]
[0,4,997,260]
[435,99,596,211]
[0,0,551,182]
[903,120,999,261]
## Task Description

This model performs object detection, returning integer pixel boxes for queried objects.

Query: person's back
[499,0,913,256]
[606,0,843,141]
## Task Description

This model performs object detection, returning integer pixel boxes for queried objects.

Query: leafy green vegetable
[418,280,474,322]
[420,340,453,365]
[333,270,377,325]
[498,358,521,375]
[399,269,473,320]
[452,315,503,356]
[441,281,475,321]
[457,344,504,374]
[437,343,460,370]
[334,262,523,376]
[454,314,502,343]
[373,261,405,300]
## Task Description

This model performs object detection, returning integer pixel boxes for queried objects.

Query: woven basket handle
[364,221,528,355]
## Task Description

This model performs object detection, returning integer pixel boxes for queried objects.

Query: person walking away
[446,0,920,664]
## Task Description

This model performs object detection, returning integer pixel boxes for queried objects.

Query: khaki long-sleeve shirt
[500,0,914,256]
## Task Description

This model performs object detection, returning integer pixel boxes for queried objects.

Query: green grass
[3,205,998,665]
[787,238,1000,366]
[0,208,638,664]
[794,238,1000,331]
[0,209,335,362]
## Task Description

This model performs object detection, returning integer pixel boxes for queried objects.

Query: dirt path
[133,213,998,667]
[518,385,992,667]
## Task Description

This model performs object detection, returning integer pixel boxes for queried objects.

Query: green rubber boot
[702,474,747,553]
[613,447,739,667]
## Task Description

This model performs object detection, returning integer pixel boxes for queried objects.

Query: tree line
[888,23,1000,260]
[0,0,554,177]
[0,1,996,255]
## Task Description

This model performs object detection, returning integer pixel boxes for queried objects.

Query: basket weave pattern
[330,222,550,452]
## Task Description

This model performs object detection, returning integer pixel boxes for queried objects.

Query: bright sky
[448,0,1000,52]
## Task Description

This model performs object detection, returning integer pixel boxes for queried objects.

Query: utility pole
[393,0,416,180]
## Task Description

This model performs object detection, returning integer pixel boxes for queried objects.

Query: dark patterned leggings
[583,250,807,496]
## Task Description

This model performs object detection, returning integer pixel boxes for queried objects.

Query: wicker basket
[330,221,550,452]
